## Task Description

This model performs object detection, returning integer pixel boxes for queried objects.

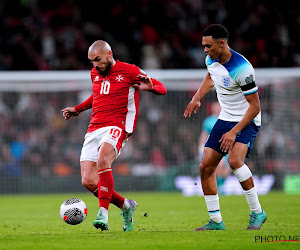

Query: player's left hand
[133,74,153,91]
[61,107,79,120]
[219,130,237,153]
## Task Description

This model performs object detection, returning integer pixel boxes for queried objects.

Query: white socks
[205,194,222,223]
[100,207,108,218]
[100,199,131,217]
[233,164,262,214]
[122,198,130,211]
[204,188,262,224]
[243,187,262,214]
[204,164,262,224]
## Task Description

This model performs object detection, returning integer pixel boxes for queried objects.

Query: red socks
[91,187,125,209]
[98,168,114,209]
[95,168,125,209]
[111,190,125,208]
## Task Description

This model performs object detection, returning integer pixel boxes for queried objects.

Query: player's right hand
[134,74,153,91]
[61,107,79,120]
[183,99,201,117]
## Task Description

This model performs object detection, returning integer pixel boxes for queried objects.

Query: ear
[219,40,225,47]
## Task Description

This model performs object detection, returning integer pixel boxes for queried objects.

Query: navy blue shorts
[205,119,260,158]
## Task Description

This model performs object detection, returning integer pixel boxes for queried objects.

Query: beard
[96,58,113,76]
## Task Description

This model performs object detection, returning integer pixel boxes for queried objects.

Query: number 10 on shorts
[110,128,121,140]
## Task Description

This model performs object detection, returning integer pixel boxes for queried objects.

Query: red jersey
[75,60,166,134]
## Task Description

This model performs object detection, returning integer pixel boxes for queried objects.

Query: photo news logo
[255,235,300,243]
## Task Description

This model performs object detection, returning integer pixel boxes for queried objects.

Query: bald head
[88,40,112,54]
[88,40,115,75]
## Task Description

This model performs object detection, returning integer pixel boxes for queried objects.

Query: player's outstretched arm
[184,73,214,118]
[61,94,93,120]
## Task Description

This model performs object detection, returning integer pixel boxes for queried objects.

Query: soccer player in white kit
[184,24,267,230]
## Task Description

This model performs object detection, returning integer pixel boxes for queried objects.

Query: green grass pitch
[0,192,299,249]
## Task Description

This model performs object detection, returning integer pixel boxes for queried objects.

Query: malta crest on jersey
[115,74,124,82]
[222,76,230,87]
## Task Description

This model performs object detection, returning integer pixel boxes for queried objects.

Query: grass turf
[0,191,299,249]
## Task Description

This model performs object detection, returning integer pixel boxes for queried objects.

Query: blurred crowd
[0,92,84,178]
[1,82,299,183]
[0,0,299,71]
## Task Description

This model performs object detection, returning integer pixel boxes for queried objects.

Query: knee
[81,176,97,190]
[199,162,214,178]
[97,156,111,169]
[227,156,243,170]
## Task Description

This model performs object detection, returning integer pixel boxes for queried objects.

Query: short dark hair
[203,24,229,39]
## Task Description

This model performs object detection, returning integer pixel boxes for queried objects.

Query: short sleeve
[237,65,258,95]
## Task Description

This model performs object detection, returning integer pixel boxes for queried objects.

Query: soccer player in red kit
[62,40,167,231]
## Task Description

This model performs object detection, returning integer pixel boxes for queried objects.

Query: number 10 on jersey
[100,80,110,94]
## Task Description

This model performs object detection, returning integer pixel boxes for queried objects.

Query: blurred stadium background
[0,0,299,195]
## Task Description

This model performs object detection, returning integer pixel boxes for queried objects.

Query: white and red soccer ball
[60,198,87,225]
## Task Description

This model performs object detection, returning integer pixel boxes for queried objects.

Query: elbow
[253,103,260,116]
[155,87,167,95]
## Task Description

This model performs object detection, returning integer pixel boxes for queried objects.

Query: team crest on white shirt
[222,76,231,87]
[115,74,124,82]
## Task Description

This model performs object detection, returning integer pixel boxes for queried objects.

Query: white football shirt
[206,48,261,126]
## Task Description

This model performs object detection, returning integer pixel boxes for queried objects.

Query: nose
[93,61,99,67]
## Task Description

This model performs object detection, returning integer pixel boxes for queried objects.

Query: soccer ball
[60,198,87,225]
